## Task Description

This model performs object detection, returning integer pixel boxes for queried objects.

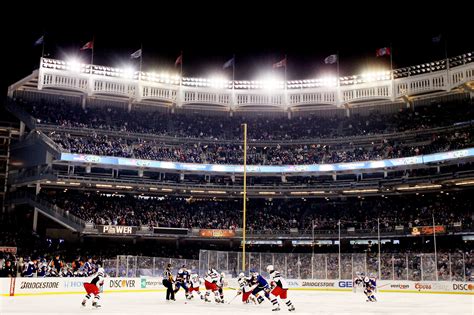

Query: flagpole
[91,35,95,67]
[390,43,394,100]
[180,51,183,86]
[139,43,143,81]
[336,51,340,87]
[444,34,450,88]
[284,54,287,90]
[389,43,393,74]
[232,54,235,90]
[41,35,45,58]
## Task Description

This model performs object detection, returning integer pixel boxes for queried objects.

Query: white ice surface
[1,291,473,315]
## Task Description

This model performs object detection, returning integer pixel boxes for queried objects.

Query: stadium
[0,13,473,314]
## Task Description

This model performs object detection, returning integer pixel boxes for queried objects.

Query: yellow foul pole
[242,123,247,272]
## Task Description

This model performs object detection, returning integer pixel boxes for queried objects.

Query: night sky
[2,3,473,94]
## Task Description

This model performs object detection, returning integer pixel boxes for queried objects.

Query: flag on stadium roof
[432,34,442,43]
[223,57,235,69]
[130,49,142,59]
[175,53,183,66]
[376,47,391,57]
[324,54,338,64]
[34,35,44,46]
[273,57,287,68]
[80,41,94,51]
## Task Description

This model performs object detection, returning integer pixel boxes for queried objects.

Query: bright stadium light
[320,76,337,87]
[123,66,135,79]
[361,70,391,82]
[258,74,284,90]
[208,76,229,89]
[66,58,81,72]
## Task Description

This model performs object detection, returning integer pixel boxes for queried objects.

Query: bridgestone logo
[20,282,59,289]
[302,281,334,287]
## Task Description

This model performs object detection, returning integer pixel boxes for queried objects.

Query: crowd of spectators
[16,97,474,141]
[39,189,473,233]
[48,129,473,165]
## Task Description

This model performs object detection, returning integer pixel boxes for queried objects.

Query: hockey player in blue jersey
[22,258,37,277]
[355,276,377,302]
[250,270,271,304]
[37,258,48,277]
[174,265,191,299]
[84,257,95,276]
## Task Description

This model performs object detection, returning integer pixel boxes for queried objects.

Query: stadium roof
[3,3,473,95]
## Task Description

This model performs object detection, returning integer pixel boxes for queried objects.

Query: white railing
[37,53,473,110]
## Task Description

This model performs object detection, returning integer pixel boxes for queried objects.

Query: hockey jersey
[269,270,288,289]
[205,269,220,283]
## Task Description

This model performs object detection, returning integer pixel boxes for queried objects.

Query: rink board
[1,277,472,296]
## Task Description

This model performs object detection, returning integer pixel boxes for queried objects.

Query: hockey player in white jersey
[237,272,258,304]
[266,265,295,312]
[204,268,221,303]
[188,273,204,300]
[81,267,105,308]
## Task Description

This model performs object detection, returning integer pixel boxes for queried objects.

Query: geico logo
[453,284,474,291]
[302,282,334,287]
[414,283,432,290]
[104,226,132,234]
[338,281,353,288]
[20,282,59,289]
[110,279,136,288]
[390,284,410,289]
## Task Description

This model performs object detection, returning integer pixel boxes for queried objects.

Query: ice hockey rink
[1,291,473,315]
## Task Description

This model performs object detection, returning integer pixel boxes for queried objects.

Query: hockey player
[237,272,257,304]
[354,275,377,302]
[22,257,37,277]
[81,267,105,308]
[188,273,204,300]
[250,270,271,304]
[61,266,74,277]
[84,257,95,276]
[204,268,221,303]
[174,265,191,299]
[37,258,48,277]
[266,265,295,312]
[216,272,226,303]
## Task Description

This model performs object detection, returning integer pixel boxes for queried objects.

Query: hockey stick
[227,293,240,304]
[376,282,394,289]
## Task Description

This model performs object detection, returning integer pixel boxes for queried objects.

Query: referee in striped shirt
[162,263,175,300]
